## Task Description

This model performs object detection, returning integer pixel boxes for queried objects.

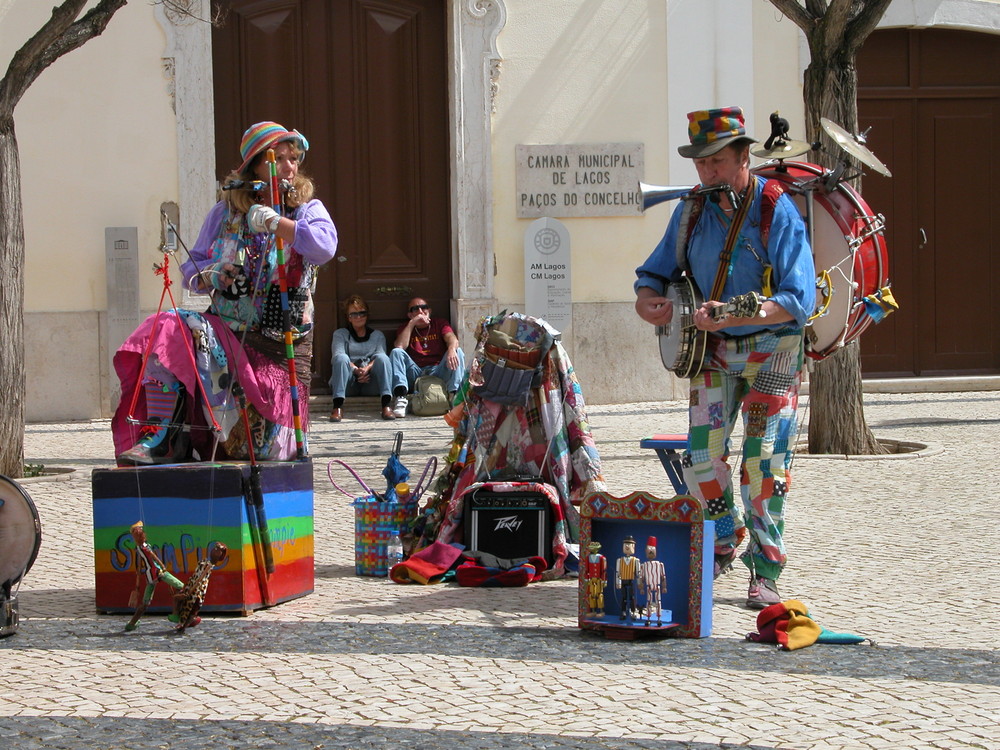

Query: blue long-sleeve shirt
[635,179,815,336]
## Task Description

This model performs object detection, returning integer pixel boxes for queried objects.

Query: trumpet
[638,182,737,211]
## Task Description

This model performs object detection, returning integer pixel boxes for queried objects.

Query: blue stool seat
[639,433,689,495]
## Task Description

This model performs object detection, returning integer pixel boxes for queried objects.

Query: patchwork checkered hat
[678,106,757,158]
[238,121,310,172]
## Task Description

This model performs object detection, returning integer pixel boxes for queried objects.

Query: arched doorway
[858,27,1000,376]
[210,0,452,392]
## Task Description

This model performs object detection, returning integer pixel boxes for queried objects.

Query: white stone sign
[105,227,140,408]
[524,218,571,337]
[516,143,644,218]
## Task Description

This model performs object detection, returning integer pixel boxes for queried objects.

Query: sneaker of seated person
[392,395,408,419]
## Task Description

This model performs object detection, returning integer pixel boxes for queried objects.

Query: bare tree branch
[844,0,894,57]
[770,0,815,33]
[0,0,127,117]
[153,0,228,26]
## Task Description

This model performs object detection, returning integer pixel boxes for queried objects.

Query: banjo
[655,278,764,378]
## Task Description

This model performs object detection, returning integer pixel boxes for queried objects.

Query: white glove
[247,204,281,234]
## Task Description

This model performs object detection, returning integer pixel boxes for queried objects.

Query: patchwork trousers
[681,327,804,581]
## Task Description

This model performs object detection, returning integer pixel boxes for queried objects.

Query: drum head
[750,161,889,358]
[0,476,42,591]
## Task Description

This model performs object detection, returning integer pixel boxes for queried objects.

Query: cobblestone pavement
[5,391,999,749]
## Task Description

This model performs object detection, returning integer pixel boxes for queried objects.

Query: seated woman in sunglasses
[389,297,466,418]
[328,294,395,421]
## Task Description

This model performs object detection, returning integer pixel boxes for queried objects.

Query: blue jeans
[329,351,393,399]
[389,347,466,394]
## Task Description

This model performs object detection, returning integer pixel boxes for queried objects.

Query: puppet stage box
[92,460,314,615]
[579,491,713,639]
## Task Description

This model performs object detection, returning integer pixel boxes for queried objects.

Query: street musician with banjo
[633,107,814,609]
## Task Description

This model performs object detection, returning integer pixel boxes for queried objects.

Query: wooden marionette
[615,536,640,623]
[124,521,184,632]
[638,535,667,626]
[170,541,228,632]
[584,541,607,616]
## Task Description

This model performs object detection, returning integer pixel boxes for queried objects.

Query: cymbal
[820,117,892,177]
[750,139,813,160]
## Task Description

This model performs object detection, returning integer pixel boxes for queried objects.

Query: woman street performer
[634,107,814,609]
[112,121,338,465]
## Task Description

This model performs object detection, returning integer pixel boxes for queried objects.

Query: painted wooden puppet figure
[125,521,184,632]
[170,541,228,632]
[584,541,607,616]
[615,536,640,622]
[638,535,667,626]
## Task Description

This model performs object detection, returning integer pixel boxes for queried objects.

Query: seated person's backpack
[410,375,450,416]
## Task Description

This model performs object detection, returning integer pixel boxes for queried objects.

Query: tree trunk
[764,2,894,455]
[0,117,26,477]
[807,342,884,454]
[0,0,129,477]
[800,55,887,455]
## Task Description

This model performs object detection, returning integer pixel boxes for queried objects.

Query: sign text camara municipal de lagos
[515,143,644,218]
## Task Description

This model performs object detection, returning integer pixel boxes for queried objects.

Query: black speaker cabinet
[463,485,553,566]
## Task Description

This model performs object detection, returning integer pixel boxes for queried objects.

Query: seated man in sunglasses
[389,297,466,418]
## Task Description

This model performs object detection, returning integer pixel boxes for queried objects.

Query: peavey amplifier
[463,485,554,566]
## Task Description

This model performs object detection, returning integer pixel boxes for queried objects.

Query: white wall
[1,2,176,420]
[490,1,808,402]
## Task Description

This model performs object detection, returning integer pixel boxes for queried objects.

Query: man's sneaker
[392,395,408,419]
[746,575,781,610]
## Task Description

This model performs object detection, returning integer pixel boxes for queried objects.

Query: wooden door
[858,28,1000,376]
[211,0,451,391]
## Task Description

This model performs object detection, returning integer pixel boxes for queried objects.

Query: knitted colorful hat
[238,121,310,172]
[746,599,870,651]
[678,106,758,158]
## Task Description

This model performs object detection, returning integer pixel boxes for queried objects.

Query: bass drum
[751,161,889,359]
[0,475,42,637]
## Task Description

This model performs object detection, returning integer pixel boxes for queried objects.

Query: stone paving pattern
[4,391,999,749]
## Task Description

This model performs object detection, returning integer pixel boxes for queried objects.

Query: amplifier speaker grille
[463,488,553,566]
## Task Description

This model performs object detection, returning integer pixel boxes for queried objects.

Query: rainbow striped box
[92,460,314,615]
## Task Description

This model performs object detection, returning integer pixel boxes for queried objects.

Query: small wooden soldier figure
[638,535,667,626]
[584,541,607,616]
[125,521,184,632]
[615,536,640,622]
[169,541,228,632]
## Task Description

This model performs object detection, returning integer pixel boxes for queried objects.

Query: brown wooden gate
[211,0,451,391]
[858,28,1000,377]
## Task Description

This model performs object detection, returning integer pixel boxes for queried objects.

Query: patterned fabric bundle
[429,312,607,573]
[111,310,306,462]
